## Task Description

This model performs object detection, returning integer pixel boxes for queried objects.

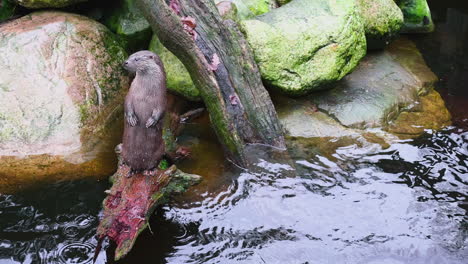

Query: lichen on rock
[241,0,367,96]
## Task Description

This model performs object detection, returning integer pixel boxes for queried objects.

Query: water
[3,126,465,264]
[2,2,468,264]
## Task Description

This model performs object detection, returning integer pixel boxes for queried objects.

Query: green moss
[357,0,404,49]
[396,0,434,33]
[158,159,169,170]
[102,0,152,53]
[0,0,16,21]
[241,0,366,95]
[215,0,275,20]
[149,35,201,101]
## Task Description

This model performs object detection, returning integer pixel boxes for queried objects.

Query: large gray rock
[12,0,87,8]
[357,0,404,49]
[0,11,129,193]
[277,37,450,153]
[241,0,367,96]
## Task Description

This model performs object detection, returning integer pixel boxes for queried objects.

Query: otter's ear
[148,55,154,59]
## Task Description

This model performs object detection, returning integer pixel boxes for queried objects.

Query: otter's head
[123,50,164,75]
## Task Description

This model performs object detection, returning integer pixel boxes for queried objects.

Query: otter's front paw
[145,117,159,128]
[126,112,138,126]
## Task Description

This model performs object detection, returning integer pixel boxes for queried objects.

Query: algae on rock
[357,0,404,49]
[102,0,152,53]
[396,0,434,33]
[149,35,201,101]
[241,0,367,96]
[214,0,276,20]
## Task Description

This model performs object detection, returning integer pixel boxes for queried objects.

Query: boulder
[12,0,87,8]
[0,11,129,193]
[241,0,366,96]
[276,37,450,155]
[357,0,404,49]
[396,0,434,33]
[214,0,276,20]
[102,0,152,53]
[1,0,16,22]
[149,35,201,101]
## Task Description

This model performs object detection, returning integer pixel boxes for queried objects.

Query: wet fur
[121,51,167,172]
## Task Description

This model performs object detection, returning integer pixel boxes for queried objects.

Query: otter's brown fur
[121,50,167,171]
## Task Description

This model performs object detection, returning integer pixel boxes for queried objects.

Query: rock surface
[149,35,201,101]
[215,0,276,20]
[0,11,129,193]
[357,0,404,49]
[396,0,434,33]
[241,0,366,96]
[12,0,87,8]
[276,37,450,154]
[102,0,152,53]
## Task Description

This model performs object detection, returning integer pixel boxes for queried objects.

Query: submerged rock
[0,11,129,193]
[241,0,366,96]
[1,0,16,22]
[149,35,201,101]
[102,0,152,53]
[12,0,86,8]
[276,37,450,156]
[357,0,404,49]
[396,0,434,33]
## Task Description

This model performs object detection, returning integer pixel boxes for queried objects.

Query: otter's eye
[135,58,139,62]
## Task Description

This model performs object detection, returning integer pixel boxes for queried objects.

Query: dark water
[2,3,468,264]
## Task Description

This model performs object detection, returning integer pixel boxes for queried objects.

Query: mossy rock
[275,37,450,158]
[357,0,404,49]
[215,0,276,20]
[12,0,87,8]
[0,11,129,193]
[1,0,16,22]
[396,0,434,33]
[149,35,201,101]
[241,0,367,96]
[102,0,152,53]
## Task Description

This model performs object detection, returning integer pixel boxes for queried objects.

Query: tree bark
[135,0,286,165]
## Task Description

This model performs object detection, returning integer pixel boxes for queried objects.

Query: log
[96,164,200,260]
[135,0,286,166]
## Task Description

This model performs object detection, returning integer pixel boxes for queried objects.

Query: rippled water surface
[1,128,466,264]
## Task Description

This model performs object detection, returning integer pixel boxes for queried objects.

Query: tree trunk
[135,0,285,165]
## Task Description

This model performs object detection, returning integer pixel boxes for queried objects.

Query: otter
[121,50,167,173]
